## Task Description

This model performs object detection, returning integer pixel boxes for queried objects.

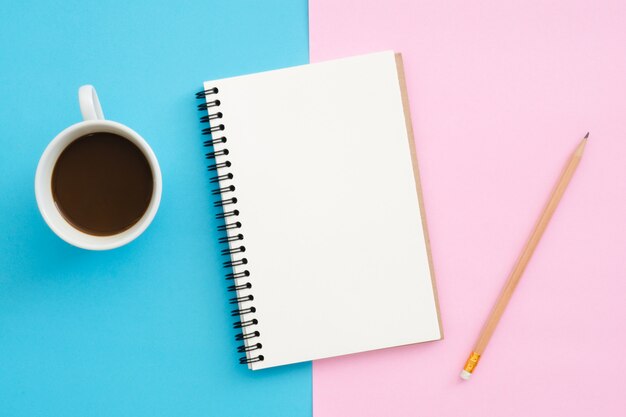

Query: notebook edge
[394,52,444,340]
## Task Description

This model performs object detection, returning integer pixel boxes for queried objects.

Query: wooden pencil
[460,133,589,380]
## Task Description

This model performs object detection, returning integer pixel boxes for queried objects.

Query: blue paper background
[0,1,310,416]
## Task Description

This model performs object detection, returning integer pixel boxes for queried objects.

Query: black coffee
[51,132,154,236]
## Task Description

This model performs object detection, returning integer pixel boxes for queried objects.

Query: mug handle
[78,85,105,121]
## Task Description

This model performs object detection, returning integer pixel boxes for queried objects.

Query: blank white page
[203,51,442,369]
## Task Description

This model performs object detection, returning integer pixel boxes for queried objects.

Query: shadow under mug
[35,85,162,250]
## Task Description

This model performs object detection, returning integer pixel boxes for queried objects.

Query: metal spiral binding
[197,86,264,366]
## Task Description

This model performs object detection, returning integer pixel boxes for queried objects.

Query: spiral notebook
[196,51,442,370]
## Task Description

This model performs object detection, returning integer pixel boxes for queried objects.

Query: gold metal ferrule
[463,351,481,374]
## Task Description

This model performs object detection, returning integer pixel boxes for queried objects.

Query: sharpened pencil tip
[584,132,589,139]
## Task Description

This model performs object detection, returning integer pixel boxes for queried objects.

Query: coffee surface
[51,132,154,236]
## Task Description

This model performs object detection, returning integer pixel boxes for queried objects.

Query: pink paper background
[310,1,626,416]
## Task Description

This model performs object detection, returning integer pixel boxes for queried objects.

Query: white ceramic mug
[35,85,162,250]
